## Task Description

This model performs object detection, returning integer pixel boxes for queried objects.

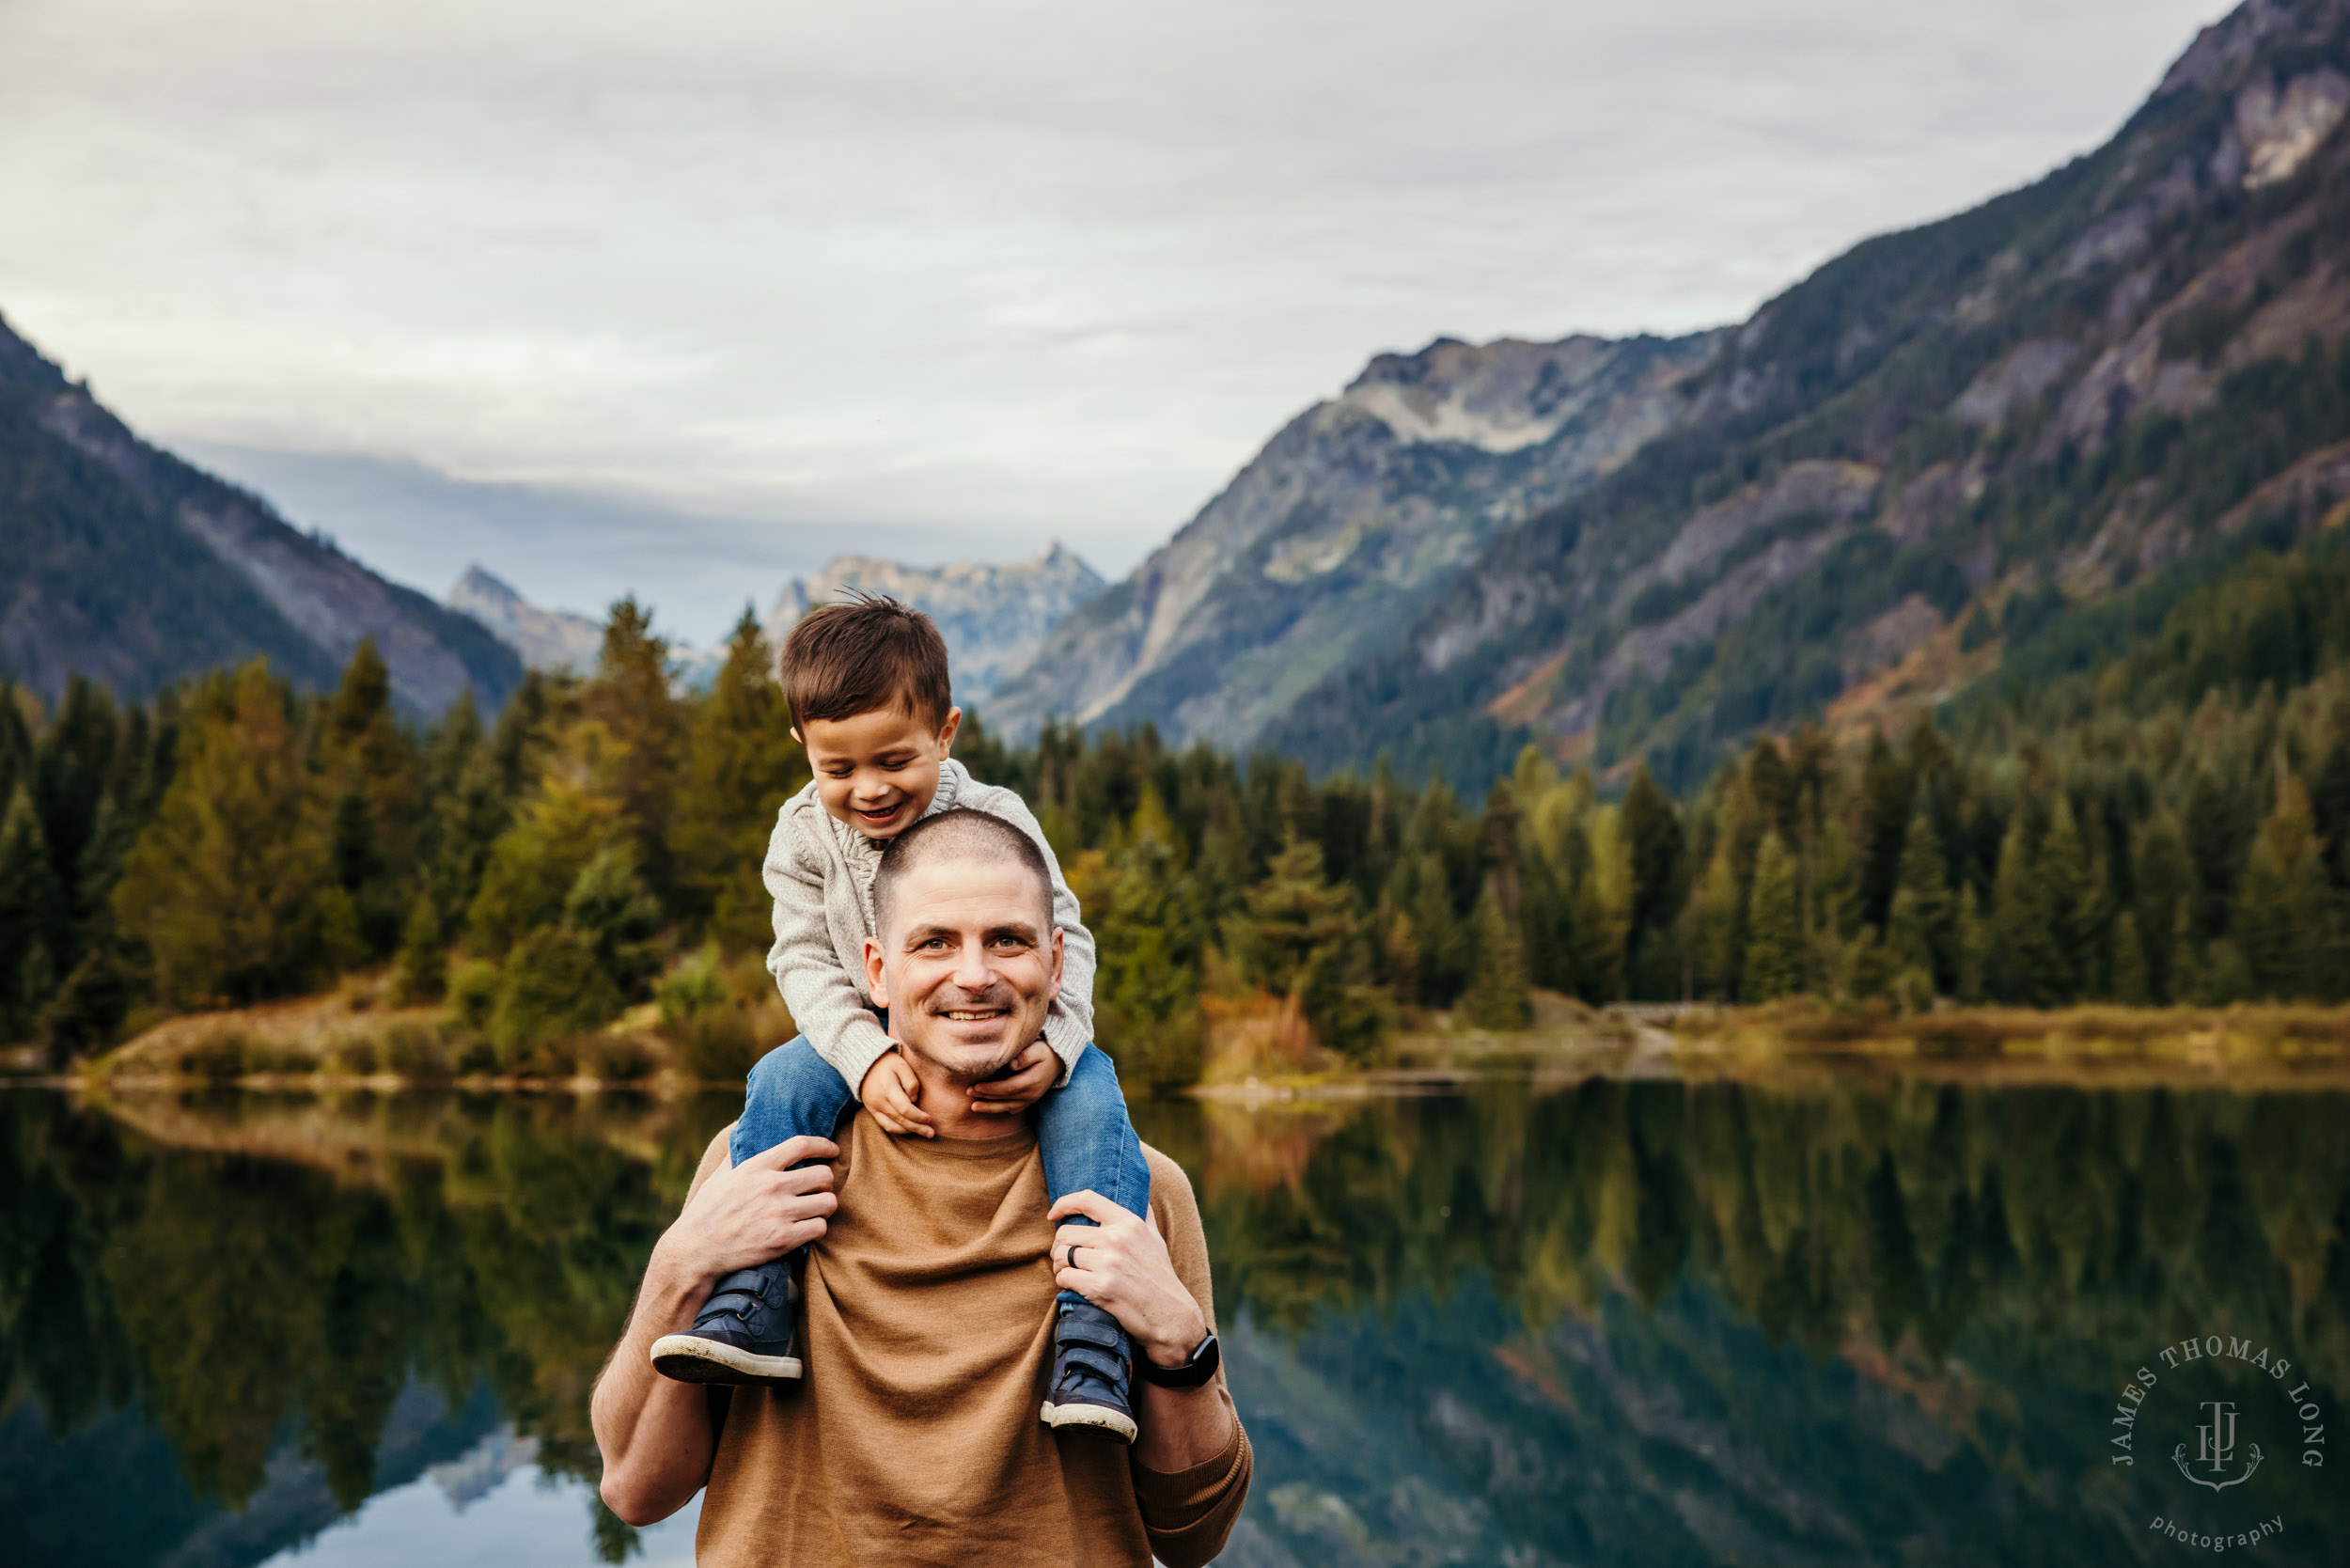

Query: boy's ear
[936,706,963,757]
[790,726,803,745]
[864,937,888,1006]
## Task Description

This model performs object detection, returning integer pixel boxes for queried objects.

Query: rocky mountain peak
[766,545,1108,703]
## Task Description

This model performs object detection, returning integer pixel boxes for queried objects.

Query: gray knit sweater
[760,758,1097,1094]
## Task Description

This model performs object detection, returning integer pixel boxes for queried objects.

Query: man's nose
[949,939,995,991]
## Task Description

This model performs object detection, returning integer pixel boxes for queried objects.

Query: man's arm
[592,1133,839,1527]
[1045,1190,1235,1472]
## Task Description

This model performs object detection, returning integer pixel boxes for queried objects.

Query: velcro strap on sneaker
[1057,1344,1129,1388]
[1056,1309,1129,1355]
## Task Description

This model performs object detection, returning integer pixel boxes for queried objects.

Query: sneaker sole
[1040,1399,1138,1444]
[650,1334,804,1385]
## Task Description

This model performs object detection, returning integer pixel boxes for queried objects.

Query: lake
[4,1068,2346,1566]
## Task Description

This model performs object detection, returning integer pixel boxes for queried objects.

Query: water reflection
[3,1077,2345,1565]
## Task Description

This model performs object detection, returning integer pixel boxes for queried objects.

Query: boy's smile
[796,702,963,841]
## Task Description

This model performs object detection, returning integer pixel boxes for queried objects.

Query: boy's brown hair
[779,592,953,729]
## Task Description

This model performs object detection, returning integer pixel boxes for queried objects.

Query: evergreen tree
[114,663,341,1007]
[1742,831,1805,1001]
[2235,776,2339,1000]
[1991,808,2066,1006]
[2111,910,2153,1005]
[1688,833,1745,1001]
[582,598,684,895]
[1228,838,1388,1058]
[389,890,446,1006]
[1888,803,1954,989]
[668,609,806,950]
[0,786,65,1032]
[1465,876,1533,1029]
[1856,730,1912,929]
[1092,798,1208,1090]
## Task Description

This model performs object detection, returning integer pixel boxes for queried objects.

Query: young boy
[649,595,1152,1443]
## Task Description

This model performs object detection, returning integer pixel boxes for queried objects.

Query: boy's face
[795,702,963,840]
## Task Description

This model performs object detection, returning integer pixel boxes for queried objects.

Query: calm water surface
[4,1072,2346,1566]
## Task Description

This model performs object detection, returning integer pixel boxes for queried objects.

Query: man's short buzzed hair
[779,592,954,730]
[873,809,1054,936]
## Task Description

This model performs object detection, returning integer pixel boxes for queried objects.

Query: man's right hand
[654,1135,840,1288]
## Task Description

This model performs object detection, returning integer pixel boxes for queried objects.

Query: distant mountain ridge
[444,565,606,675]
[769,543,1106,702]
[984,332,1722,746]
[995,0,2350,792]
[0,314,520,714]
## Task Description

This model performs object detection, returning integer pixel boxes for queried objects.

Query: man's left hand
[1048,1190,1208,1369]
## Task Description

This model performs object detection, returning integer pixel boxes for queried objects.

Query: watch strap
[1139,1330,1220,1388]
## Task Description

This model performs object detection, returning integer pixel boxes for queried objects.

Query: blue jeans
[730,1036,1152,1306]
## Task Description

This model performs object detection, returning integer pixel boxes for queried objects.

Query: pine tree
[0,785,65,1031]
[1888,803,1954,989]
[1093,808,1207,1090]
[2235,776,2338,1000]
[1990,808,2066,1006]
[668,609,807,951]
[389,889,446,1006]
[583,598,685,895]
[1465,876,1533,1029]
[1689,834,1745,1001]
[1742,831,1805,1001]
[2111,910,2152,1005]
[1856,730,1912,930]
[320,641,420,954]
[114,663,340,1007]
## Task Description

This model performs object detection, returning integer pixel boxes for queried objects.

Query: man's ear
[864,936,889,1007]
[936,706,963,757]
[1044,927,1063,1006]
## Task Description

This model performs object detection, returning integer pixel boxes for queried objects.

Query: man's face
[865,855,1061,1085]
[796,703,962,840]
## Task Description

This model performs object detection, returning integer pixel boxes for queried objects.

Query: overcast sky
[0,0,2226,643]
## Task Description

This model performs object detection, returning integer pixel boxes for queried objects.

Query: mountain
[0,314,521,716]
[443,565,606,675]
[768,542,1107,702]
[984,334,1720,746]
[1000,0,2350,793]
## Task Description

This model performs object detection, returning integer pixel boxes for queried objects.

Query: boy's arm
[763,810,899,1095]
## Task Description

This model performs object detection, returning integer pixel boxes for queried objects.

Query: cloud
[0,0,2228,640]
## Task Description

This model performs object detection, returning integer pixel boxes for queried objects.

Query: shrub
[383,1021,451,1079]
[673,1006,760,1084]
[493,928,623,1069]
[177,1029,250,1080]
[448,960,500,1032]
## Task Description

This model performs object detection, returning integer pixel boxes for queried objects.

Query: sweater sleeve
[957,777,1098,1083]
[1132,1148,1252,1568]
[762,799,897,1094]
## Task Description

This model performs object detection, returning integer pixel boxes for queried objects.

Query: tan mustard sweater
[683,1117,1251,1567]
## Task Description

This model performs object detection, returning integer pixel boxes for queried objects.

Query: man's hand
[968,1041,1057,1117]
[1048,1191,1208,1369]
[658,1134,840,1285]
[858,1052,935,1138]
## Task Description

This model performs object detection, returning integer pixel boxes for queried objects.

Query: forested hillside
[0,313,522,714]
[1239,0,2350,792]
[5,521,2345,1071]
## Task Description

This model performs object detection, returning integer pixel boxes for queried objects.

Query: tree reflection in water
[2,1078,2345,1565]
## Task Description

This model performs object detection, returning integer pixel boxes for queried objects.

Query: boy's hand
[968,1041,1056,1116]
[859,1051,935,1139]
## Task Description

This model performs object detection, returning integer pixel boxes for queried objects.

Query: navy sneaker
[1040,1299,1136,1443]
[650,1250,805,1385]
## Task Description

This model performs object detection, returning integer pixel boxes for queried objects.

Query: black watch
[1139,1330,1221,1388]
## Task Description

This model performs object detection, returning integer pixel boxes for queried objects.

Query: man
[591,809,1251,1567]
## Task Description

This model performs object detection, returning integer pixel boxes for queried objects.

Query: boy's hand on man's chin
[858,1051,936,1138]
[966,1041,1056,1117]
